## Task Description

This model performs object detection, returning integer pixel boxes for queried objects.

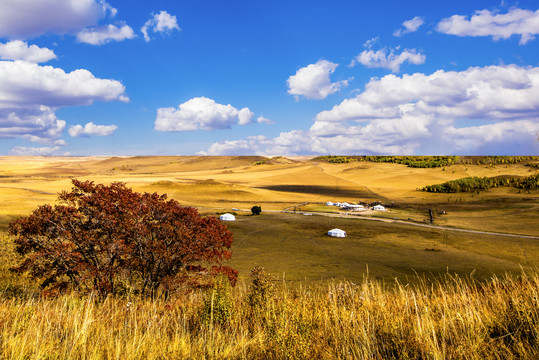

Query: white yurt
[327,228,346,237]
[220,213,236,221]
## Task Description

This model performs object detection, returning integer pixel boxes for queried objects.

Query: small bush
[251,205,262,215]
[201,276,233,326]
[247,267,273,312]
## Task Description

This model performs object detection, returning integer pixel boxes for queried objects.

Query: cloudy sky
[0,0,538,156]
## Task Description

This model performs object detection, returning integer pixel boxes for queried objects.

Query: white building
[327,228,346,237]
[373,205,386,211]
[325,201,334,206]
[220,213,236,221]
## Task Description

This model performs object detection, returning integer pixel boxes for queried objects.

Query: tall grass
[0,269,538,359]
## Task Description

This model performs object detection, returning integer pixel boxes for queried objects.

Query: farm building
[373,205,386,211]
[328,228,346,237]
[220,213,236,221]
[325,201,334,206]
[344,204,365,211]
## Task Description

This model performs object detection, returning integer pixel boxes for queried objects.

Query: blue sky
[0,0,538,156]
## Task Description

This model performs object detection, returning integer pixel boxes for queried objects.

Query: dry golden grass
[1,268,538,359]
[0,155,537,234]
[1,157,538,358]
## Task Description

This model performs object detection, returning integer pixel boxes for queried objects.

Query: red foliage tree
[9,179,237,296]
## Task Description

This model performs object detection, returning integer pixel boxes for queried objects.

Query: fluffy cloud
[9,146,62,156]
[317,65,539,123]
[0,60,128,144]
[68,122,118,137]
[205,65,539,155]
[154,97,254,132]
[394,16,425,37]
[0,41,56,63]
[443,120,539,152]
[76,24,136,45]
[0,0,116,39]
[142,11,180,42]
[0,60,129,107]
[0,106,66,145]
[287,60,350,100]
[437,8,539,45]
[351,47,426,73]
[257,116,274,124]
[204,127,422,156]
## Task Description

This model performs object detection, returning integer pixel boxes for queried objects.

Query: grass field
[1,226,538,359]
[223,212,539,283]
[1,156,538,359]
[1,155,538,282]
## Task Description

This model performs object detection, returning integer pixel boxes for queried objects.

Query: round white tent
[327,228,346,237]
[220,213,236,221]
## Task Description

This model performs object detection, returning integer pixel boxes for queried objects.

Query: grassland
[1,155,538,281]
[1,156,538,358]
[223,212,539,284]
[1,250,538,359]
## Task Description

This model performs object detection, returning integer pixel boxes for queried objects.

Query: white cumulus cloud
[437,8,539,45]
[68,122,118,137]
[394,16,425,37]
[204,65,539,156]
[0,41,56,63]
[257,116,274,124]
[0,60,128,144]
[317,65,539,123]
[287,60,350,100]
[351,47,426,73]
[76,23,136,45]
[0,0,116,39]
[0,106,66,145]
[9,146,62,156]
[0,61,129,107]
[443,120,539,152]
[154,97,254,132]
[142,11,180,42]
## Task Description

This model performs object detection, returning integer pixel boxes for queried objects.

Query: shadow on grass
[256,185,373,198]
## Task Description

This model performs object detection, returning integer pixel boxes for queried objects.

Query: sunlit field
[1,155,538,358]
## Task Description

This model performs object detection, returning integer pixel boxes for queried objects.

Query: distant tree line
[313,155,539,169]
[421,174,539,193]
[312,156,357,163]
[313,155,459,168]
[362,156,459,168]
[471,156,537,166]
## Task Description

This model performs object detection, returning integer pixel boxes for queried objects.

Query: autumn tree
[9,179,237,297]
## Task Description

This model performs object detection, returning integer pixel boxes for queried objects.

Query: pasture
[1,155,539,359]
[224,212,539,283]
[1,155,538,282]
